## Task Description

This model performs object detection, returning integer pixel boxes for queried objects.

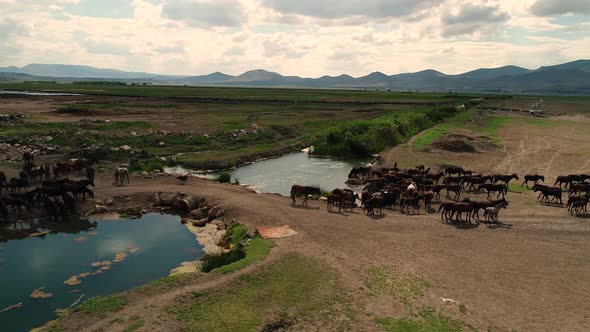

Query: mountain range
[1,60,590,94]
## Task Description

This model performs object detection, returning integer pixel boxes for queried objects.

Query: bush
[226,224,249,245]
[313,106,458,158]
[128,158,165,173]
[217,171,231,183]
[200,246,246,273]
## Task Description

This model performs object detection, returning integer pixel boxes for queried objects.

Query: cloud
[441,2,509,37]
[262,0,444,20]
[262,37,308,59]
[82,38,132,55]
[224,46,246,56]
[0,18,30,38]
[530,0,590,16]
[154,43,185,54]
[161,0,247,27]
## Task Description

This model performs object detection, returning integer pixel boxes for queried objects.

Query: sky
[0,0,589,77]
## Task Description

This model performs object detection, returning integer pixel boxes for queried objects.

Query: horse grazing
[290,185,321,206]
[493,174,519,186]
[114,167,130,185]
[483,202,507,223]
[177,175,189,185]
[522,175,544,189]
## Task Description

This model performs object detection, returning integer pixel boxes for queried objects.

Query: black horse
[290,185,321,206]
[522,175,544,189]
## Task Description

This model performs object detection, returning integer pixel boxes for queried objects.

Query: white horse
[114,167,129,185]
[483,202,507,222]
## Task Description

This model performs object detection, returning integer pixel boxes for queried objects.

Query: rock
[160,157,166,162]
[181,218,189,224]
[208,206,220,220]
[106,199,114,206]
[247,228,257,238]
[94,205,108,214]
[188,208,207,220]
[192,218,210,227]
[159,142,165,146]
[120,145,131,151]
[130,131,137,137]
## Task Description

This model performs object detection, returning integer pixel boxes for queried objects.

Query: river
[0,213,202,331]
[167,152,367,196]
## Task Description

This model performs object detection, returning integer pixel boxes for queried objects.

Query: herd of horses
[0,155,97,221]
[0,152,133,221]
[291,163,590,224]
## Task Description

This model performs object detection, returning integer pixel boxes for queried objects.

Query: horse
[483,202,507,223]
[445,184,462,201]
[364,194,384,216]
[400,195,423,214]
[177,175,189,185]
[479,183,507,199]
[425,172,444,184]
[446,200,476,223]
[522,175,544,189]
[568,183,590,197]
[290,185,321,206]
[0,171,6,193]
[445,166,465,176]
[567,195,589,214]
[348,167,370,179]
[534,186,563,204]
[471,199,509,220]
[86,166,96,186]
[114,167,130,185]
[327,194,344,212]
[493,174,519,186]
[423,190,435,212]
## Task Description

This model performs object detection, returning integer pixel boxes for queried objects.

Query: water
[0,90,80,96]
[0,214,202,331]
[168,152,367,196]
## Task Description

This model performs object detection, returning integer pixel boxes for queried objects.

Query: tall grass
[313,106,457,157]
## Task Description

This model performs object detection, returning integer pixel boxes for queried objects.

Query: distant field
[0,82,475,104]
[0,85,484,169]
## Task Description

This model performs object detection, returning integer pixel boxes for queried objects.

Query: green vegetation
[128,158,166,173]
[123,317,144,332]
[173,255,353,331]
[201,223,273,274]
[364,266,431,310]
[314,106,458,157]
[74,295,128,318]
[412,110,474,150]
[216,171,232,183]
[200,248,246,273]
[0,82,472,103]
[377,308,465,332]
[136,273,197,295]
[73,81,127,85]
[215,237,274,274]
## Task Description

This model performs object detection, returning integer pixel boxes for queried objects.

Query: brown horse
[522,175,544,189]
[290,185,321,206]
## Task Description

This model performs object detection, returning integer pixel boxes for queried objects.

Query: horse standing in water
[290,185,321,206]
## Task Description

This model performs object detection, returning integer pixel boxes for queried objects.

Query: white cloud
[161,0,247,27]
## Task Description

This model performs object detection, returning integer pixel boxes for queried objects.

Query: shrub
[217,171,231,183]
[200,246,246,272]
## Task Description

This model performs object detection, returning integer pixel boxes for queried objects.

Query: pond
[0,213,202,331]
[168,152,367,197]
[0,90,81,96]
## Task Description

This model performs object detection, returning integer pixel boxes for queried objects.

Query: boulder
[208,206,221,220]
[188,208,207,220]
[192,218,210,227]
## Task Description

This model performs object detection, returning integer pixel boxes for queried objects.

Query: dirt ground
[3,98,589,330]
[44,111,590,331]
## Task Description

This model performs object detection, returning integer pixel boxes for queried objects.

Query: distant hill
[1,60,589,94]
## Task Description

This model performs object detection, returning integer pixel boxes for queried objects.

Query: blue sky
[0,0,588,76]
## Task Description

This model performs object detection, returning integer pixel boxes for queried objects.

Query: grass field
[0,85,481,169]
[0,82,474,104]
